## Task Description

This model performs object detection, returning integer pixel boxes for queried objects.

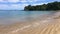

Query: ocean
[0,11,54,25]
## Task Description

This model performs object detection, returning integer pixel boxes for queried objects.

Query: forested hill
[24,1,60,11]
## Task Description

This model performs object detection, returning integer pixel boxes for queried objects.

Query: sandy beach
[0,11,60,34]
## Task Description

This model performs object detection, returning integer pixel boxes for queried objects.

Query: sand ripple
[0,11,60,34]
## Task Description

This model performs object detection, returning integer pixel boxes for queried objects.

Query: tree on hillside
[24,1,60,11]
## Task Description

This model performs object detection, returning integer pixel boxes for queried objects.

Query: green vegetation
[24,1,60,11]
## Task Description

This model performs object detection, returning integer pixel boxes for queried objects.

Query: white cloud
[19,0,27,2]
[0,0,39,2]
[0,4,8,9]
[0,0,3,2]
[18,0,38,2]
[0,4,28,10]
[0,0,19,2]
[8,0,19,2]
[32,3,44,6]
[0,0,59,10]
[0,0,59,3]
[27,0,38,2]
[0,0,6,2]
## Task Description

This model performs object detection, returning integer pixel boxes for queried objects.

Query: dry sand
[0,11,60,34]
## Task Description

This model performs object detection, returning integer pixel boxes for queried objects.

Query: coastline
[0,11,60,34]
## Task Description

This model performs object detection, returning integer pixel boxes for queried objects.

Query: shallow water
[0,11,54,25]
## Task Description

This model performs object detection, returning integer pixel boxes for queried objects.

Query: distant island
[24,1,60,11]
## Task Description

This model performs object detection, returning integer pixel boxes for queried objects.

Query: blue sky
[0,0,60,10]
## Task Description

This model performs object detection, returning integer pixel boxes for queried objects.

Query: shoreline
[0,11,60,34]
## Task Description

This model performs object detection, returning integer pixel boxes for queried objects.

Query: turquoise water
[0,11,54,25]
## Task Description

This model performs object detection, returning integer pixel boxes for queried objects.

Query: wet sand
[0,11,60,34]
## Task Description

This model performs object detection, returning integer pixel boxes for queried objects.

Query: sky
[0,0,60,10]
